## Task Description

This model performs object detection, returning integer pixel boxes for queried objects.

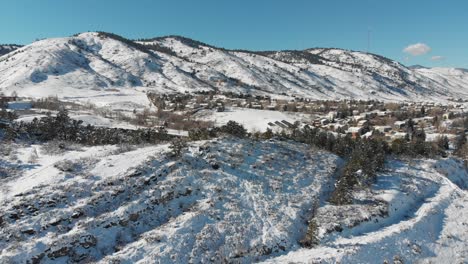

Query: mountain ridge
[0,32,467,101]
[0,44,22,57]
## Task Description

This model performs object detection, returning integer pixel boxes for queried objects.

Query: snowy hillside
[263,158,468,263]
[0,138,467,263]
[0,32,468,101]
[0,138,341,263]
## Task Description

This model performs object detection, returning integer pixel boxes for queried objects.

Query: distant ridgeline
[0,44,22,57]
[0,32,467,100]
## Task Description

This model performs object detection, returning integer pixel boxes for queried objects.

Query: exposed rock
[47,246,71,259]
[79,235,97,249]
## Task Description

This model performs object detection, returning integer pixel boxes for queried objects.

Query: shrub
[0,109,18,121]
[31,96,63,110]
[168,138,188,158]
[54,159,81,172]
[391,135,440,158]
[112,144,137,155]
[188,128,214,141]
[261,128,274,140]
[436,136,450,150]
[391,138,408,155]
[454,134,468,159]
[220,121,247,138]
[300,219,320,248]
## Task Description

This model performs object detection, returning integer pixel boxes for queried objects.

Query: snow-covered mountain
[1,32,467,101]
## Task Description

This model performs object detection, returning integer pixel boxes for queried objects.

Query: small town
[147,92,467,145]
[2,92,467,157]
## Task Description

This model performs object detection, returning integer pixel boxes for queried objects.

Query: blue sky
[1,0,467,68]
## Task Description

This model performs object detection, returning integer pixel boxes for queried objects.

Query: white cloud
[403,43,431,56]
[431,55,445,61]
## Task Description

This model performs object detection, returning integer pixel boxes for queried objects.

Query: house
[332,123,348,132]
[328,111,338,121]
[376,111,387,117]
[361,130,374,139]
[353,115,366,122]
[391,132,409,140]
[374,126,392,133]
[320,118,330,126]
[394,121,406,130]
[357,120,369,127]
[347,127,363,139]
[251,104,262,109]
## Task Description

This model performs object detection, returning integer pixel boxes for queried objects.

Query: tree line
[2,110,171,145]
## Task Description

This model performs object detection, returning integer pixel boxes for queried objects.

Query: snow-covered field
[195,107,313,132]
[0,137,467,263]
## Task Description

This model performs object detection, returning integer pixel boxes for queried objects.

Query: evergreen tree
[168,138,187,158]
[221,121,247,138]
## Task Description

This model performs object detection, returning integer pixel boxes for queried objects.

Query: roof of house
[347,127,362,133]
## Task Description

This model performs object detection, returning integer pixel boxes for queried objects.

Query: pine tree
[168,138,187,158]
